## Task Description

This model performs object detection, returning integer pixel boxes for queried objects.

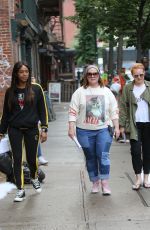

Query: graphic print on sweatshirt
[18,93,25,110]
[85,95,105,125]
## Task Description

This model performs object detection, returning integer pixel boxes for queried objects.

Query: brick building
[0,0,63,113]
[0,0,77,112]
[63,0,77,48]
[0,0,15,112]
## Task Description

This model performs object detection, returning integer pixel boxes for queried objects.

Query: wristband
[41,128,48,133]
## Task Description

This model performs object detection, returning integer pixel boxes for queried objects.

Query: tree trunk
[108,34,114,75]
[117,35,123,74]
[93,26,98,64]
[136,1,143,63]
[137,40,142,62]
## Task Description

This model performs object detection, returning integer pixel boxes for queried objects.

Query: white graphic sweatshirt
[69,86,119,130]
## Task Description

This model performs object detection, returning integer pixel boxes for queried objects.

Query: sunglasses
[133,74,144,78]
[87,72,99,77]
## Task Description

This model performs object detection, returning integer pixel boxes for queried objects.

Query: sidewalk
[0,103,150,230]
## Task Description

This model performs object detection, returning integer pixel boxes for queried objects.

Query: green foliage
[67,0,150,64]
[66,0,101,65]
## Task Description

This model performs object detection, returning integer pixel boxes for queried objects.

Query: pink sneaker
[101,180,111,195]
[91,181,99,193]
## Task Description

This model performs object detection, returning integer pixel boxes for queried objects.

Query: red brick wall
[0,0,14,113]
[63,0,77,48]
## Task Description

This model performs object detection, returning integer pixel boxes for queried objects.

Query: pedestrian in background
[141,57,150,81]
[110,75,128,143]
[119,63,150,190]
[110,75,121,99]
[68,65,120,195]
[0,61,48,202]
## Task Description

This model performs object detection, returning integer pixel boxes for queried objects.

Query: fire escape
[37,0,75,91]
[50,16,63,43]
[37,0,64,86]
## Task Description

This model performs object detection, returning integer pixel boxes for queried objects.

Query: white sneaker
[14,189,26,202]
[38,156,48,165]
[31,178,42,193]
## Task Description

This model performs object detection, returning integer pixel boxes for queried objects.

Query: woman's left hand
[40,131,47,143]
[114,127,120,140]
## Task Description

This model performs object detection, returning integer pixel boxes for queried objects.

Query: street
[0,103,150,230]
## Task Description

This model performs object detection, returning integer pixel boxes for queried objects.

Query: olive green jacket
[119,80,150,140]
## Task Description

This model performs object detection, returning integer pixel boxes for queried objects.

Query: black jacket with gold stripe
[0,83,48,134]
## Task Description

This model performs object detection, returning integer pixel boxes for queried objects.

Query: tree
[66,0,150,67]
[125,0,150,61]
[65,0,101,65]
[103,0,150,61]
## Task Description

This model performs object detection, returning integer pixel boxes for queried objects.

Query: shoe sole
[38,162,48,166]
[101,186,111,195]
[14,197,26,202]
[35,188,42,193]
[132,187,140,191]
[132,184,141,190]
[143,184,150,189]
[102,192,111,196]
[91,191,99,194]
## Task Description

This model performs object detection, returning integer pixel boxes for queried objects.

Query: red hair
[131,63,145,75]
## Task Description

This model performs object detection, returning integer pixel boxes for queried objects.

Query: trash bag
[0,136,13,176]
[23,162,45,184]
[0,151,13,176]
[0,155,45,184]
[0,136,11,154]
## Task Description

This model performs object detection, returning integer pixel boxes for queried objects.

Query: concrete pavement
[0,103,150,230]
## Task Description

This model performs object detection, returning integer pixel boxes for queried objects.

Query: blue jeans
[37,144,42,157]
[76,127,112,182]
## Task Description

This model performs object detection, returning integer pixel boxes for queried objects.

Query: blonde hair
[131,63,145,75]
[82,65,103,88]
